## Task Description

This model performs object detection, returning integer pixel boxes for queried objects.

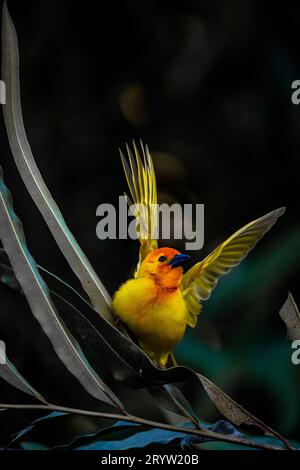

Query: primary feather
[120,141,158,272]
[112,142,285,366]
[181,207,286,327]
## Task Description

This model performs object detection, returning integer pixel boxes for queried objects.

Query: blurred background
[0,0,299,447]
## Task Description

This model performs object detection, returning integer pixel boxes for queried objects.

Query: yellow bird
[112,143,285,367]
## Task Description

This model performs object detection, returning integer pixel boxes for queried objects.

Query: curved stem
[0,402,291,451]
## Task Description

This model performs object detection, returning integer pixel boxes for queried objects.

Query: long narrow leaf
[1,3,113,322]
[0,166,123,410]
[0,356,45,402]
[196,374,291,448]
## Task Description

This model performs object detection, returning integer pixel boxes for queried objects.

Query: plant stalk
[0,402,292,451]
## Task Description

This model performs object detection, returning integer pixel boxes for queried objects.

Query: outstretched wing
[120,142,158,273]
[181,208,285,327]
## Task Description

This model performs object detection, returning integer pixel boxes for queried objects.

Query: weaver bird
[112,143,285,367]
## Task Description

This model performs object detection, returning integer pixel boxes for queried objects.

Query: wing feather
[120,142,158,273]
[182,208,285,327]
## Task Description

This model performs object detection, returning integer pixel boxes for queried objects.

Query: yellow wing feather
[120,141,158,273]
[181,207,286,327]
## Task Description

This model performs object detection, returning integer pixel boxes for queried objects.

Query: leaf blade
[196,373,291,448]
[1,3,113,322]
[0,356,45,402]
[0,166,123,410]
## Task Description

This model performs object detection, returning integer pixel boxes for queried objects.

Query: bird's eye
[158,256,167,262]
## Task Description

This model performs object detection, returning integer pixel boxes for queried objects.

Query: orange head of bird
[138,247,191,289]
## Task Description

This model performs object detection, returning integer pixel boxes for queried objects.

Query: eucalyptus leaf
[0,167,123,410]
[0,356,45,402]
[196,374,283,439]
[1,3,113,322]
[279,292,300,341]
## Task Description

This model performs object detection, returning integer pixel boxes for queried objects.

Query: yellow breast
[112,277,188,365]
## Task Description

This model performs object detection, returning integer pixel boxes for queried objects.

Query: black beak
[168,253,191,268]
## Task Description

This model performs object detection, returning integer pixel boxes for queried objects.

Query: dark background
[0,0,299,447]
